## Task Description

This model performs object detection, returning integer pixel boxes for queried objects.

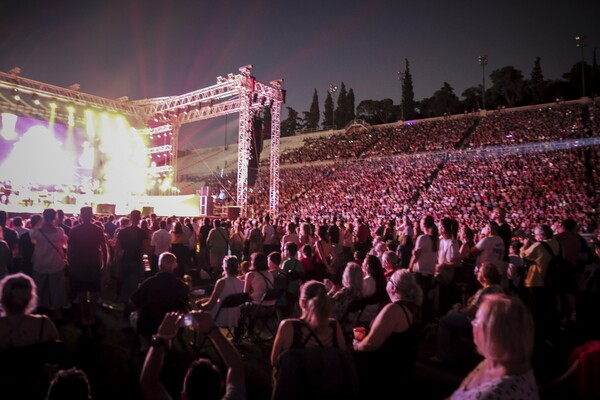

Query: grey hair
[389,269,423,306]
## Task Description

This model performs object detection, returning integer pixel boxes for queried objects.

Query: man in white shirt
[151,220,171,273]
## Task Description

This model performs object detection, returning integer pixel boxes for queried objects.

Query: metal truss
[0,71,140,116]
[268,80,283,215]
[1,65,284,216]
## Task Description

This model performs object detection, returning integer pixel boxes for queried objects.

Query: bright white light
[1,113,18,141]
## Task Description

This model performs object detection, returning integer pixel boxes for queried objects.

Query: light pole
[329,84,337,130]
[576,36,586,97]
[397,69,406,120]
[478,55,488,110]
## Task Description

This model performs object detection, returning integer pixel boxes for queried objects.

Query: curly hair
[0,273,38,316]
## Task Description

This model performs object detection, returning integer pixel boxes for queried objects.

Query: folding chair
[248,288,284,345]
[197,292,249,350]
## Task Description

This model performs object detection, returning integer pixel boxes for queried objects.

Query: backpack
[540,241,572,293]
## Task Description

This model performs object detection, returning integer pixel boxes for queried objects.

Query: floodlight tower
[478,55,488,110]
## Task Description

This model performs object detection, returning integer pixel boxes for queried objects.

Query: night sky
[1,0,599,149]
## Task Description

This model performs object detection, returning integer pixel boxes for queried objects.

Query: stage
[0,192,203,217]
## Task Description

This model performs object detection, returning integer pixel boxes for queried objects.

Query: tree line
[278,53,600,136]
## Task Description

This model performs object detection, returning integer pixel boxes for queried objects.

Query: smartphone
[179,314,197,327]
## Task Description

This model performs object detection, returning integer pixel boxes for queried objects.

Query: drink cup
[353,326,366,341]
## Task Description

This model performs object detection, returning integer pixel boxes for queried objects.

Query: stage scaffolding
[0,65,285,216]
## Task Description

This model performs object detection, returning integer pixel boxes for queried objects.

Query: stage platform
[1,193,204,217]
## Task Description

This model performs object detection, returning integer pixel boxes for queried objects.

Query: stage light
[31,93,41,105]
[67,105,75,127]
[49,98,57,109]
[11,89,21,101]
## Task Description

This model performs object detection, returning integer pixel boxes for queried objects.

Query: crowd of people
[0,99,600,399]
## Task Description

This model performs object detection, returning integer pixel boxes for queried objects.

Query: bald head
[158,252,178,272]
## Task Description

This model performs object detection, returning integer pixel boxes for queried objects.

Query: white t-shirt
[475,235,505,268]
[262,224,276,245]
[413,234,438,275]
[438,238,460,265]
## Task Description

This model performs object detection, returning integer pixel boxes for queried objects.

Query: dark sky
[1,0,599,150]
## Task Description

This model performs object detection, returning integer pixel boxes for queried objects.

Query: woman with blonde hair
[353,269,422,396]
[271,280,346,366]
[450,294,538,399]
[271,280,355,399]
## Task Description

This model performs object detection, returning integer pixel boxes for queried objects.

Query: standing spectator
[281,242,304,317]
[262,215,277,255]
[341,221,354,263]
[229,222,245,262]
[150,220,171,274]
[30,208,68,321]
[56,209,71,236]
[471,221,506,280]
[520,224,560,343]
[198,217,212,271]
[11,217,28,274]
[170,221,188,278]
[397,216,415,269]
[247,220,263,256]
[114,210,149,303]
[409,215,438,320]
[492,207,512,262]
[554,218,583,327]
[18,214,41,277]
[354,218,372,255]
[207,219,229,277]
[103,215,117,239]
[0,210,18,273]
[448,294,538,399]
[67,206,109,326]
[314,225,335,281]
[0,229,10,278]
[280,222,299,253]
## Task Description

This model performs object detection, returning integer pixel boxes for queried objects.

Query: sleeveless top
[378,301,418,372]
[289,319,340,349]
[354,301,419,398]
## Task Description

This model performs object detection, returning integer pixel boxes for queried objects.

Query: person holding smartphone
[140,311,245,400]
